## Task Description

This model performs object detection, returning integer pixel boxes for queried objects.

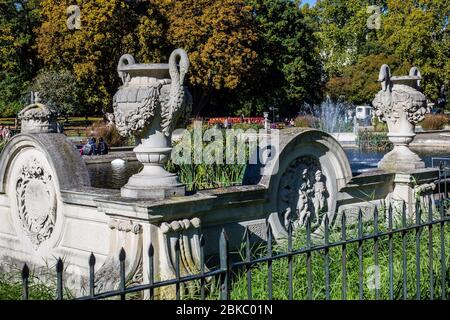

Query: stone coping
[83,151,137,164]
[62,184,267,223]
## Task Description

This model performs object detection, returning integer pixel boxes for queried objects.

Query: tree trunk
[192,86,213,116]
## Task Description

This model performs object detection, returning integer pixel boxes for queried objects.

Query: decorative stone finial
[372,65,429,172]
[18,99,58,134]
[34,91,41,104]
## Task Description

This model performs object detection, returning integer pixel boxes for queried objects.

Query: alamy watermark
[171,121,280,176]
[367,5,381,30]
[366,264,381,290]
[66,5,81,30]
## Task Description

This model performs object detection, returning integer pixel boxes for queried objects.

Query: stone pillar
[389,173,415,222]
[120,116,185,199]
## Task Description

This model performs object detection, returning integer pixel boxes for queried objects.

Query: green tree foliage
[379,0,449,103]
[326,54,411,104]
[310,0,449,106]
[1,0,447,118]
[228,0,323,117]
[0,0,41,117]
[32,70,82,119]
[310,0,377,77]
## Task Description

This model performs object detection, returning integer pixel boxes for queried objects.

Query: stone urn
[372,65,429,172]
[112,49,192,199]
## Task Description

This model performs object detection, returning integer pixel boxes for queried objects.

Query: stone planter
[112,49,192,199]
[372,65,429,172]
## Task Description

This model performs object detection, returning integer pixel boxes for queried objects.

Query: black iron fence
[433,158,449,200]
[18,170,450,300]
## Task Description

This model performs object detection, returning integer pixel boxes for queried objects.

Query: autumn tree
[35,0,162,115]
[153,0,259,115]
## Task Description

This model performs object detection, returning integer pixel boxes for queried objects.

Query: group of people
[80,137,109,156]
[283,118,296,127]
[0,126,12,142]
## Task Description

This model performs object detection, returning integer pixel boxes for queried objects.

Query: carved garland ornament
[112,81,167,137]
[15,158,56,248]
[112,49,192,139]
[372,65,428,126]
[278,156,329,231]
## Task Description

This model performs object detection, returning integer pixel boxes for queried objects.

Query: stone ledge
[83,151,137,164]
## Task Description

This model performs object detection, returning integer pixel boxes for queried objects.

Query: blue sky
[301,0,317,6]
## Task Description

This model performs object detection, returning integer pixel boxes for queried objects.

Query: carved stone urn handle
[378,64,391,92]
[117,54,135,85]
[162,49,191,136]
[169,48,190,87]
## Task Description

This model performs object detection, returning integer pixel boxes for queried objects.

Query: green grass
[0,267,55,300]
[357,130,393,151]
[225,215,450,300]
[180,207,450,301]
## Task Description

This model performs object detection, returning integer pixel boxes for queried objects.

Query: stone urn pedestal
[112,49,192,200]
[121,118,185,199]
[372,65,429,173]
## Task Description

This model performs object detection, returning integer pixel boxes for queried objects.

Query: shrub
[231,123,263,131]
[166,126,249,191]
[357,130,393,151]
[372,117,388,132]
[31,70,83,120]
[84,121,132,147]
[420,114,449,131]
[294,116,319,128]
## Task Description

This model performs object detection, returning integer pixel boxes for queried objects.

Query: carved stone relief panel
[277,156,329,231]
[7,148,60,251]
[15,158,57,248]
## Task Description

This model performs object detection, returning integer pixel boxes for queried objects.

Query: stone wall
[0,129,440,297]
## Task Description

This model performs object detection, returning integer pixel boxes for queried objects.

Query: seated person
[82,137,97,156]
[97,137,109,155]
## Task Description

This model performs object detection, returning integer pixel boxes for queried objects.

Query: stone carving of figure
[34,92,41,104]
[312,170,326,224]
[297,169,311,227]
[278,157,329,231]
